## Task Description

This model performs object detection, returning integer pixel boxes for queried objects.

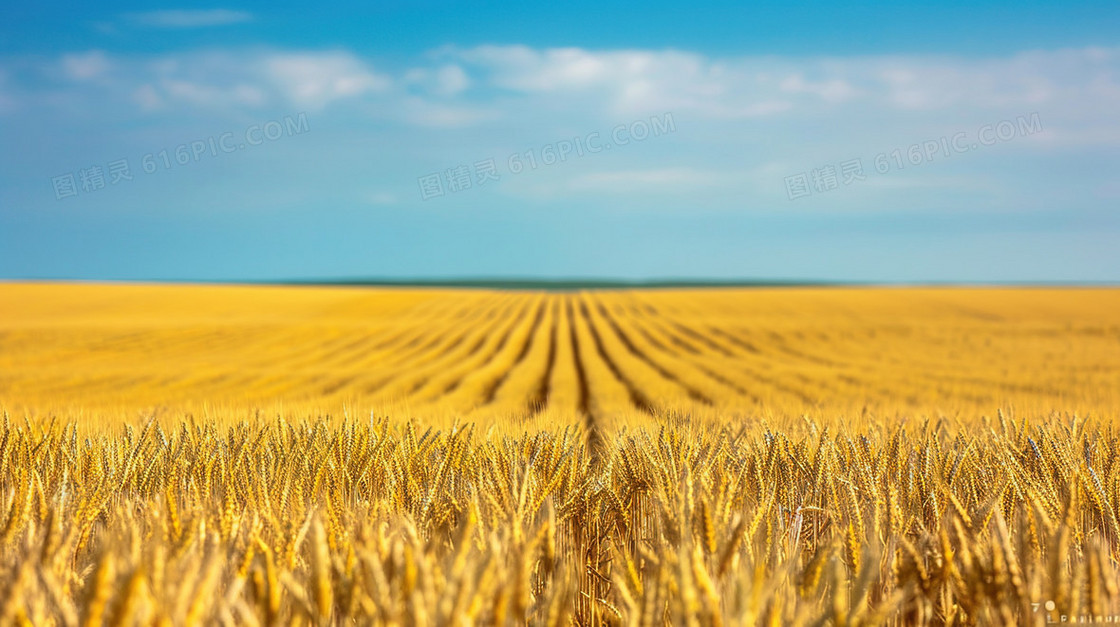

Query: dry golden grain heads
[309,515,333,624]
[717,514,748,579]
[844,523,861,576]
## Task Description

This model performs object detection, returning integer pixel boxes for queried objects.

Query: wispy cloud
[41,49,392,112]
[404,64,471,97]
[8,44,1116,143]
[125,9,253,29]
[61,50,112,81]
[3,43,1118,234]
[262,52,390,109]
[430,44,1120,130]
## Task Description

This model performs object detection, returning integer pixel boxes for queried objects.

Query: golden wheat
[2,283,1120,624]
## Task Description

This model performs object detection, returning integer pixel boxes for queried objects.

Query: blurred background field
[1,283,1118,428]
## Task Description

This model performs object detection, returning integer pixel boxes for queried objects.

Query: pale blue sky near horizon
[1,2,1118,283]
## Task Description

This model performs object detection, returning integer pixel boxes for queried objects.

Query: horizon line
[3,277,1119,291]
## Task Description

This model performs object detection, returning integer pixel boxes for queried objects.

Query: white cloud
[866,48,1117,111]
[434,65,470,95]
[440,65,471,94]
[398,97,497,127]
[125,10,253,29]
[779,74,858,103]
[4,44,1119,148]
[263,52,390,109]
[455,45,758,117]
[406,64,470,96]
[66,49,392,111]
[132,84,162,110]
[438,44,1120,132]
[156,78,267,108]
[62,50,111,81]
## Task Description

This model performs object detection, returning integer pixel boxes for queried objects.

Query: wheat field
[1,283,1119,625]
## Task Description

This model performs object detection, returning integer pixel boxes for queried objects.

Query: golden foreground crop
[1,283,1119,625]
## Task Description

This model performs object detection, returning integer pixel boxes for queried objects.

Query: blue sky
[1,2,1118,282]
